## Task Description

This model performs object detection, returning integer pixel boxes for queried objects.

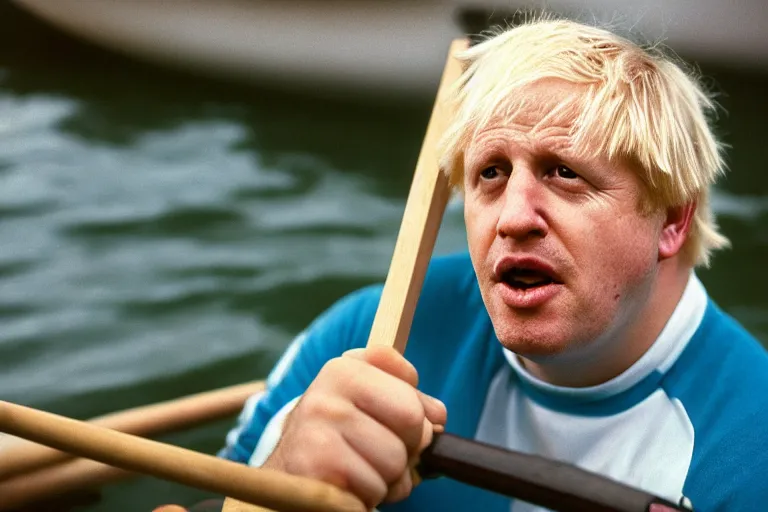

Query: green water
[0,4,766,511]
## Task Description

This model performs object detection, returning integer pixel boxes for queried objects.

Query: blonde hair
[440,17,729,267]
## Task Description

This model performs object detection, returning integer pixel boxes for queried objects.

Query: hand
[152,499,225,512]
[263,346,447,509]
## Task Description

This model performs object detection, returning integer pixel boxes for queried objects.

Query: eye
[555,165,578,179]
[480,166,500,180]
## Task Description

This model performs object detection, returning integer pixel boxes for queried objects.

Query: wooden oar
[221,36,468,512]
[0,381,266,510]
[364,38,465,352]
[0,400,364,512]
[0,380,265,481]
[0,458,133,511]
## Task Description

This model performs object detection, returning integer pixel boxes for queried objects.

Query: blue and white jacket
[220,253,768,511]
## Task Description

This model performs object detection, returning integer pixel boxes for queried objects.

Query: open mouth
[493,258,563,307]
[500,267,556,290]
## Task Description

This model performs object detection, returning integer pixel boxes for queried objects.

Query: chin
[493,323,576,358]
[485,294,578,357]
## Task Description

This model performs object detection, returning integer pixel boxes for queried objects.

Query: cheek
[577,217,660,295]
[464,200,496,257]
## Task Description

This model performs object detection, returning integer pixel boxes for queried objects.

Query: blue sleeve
[663,302,768,510]
[219,285,381,463]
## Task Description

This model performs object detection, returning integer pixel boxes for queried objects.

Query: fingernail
[341,348,365,358]
[430,395,446,411]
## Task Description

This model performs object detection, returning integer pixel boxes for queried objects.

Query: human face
[463,81,666,359]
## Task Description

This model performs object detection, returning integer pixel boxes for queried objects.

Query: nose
[496,169,548,241]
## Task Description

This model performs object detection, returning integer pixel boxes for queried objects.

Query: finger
[188,499,226,512]
[418,417,434,453]
[404,418,436,476]
[339,407,409,486]
[417,390,447,427]
[343,350,446,429]
[384,420,436,504]
[383,467,415,504]
[321,440,389,509]
[341,348,367,360]
[153,506,187,512]
[323,357,426,454]
[282,395,402,507]
[280,419,388,509]
[343,346,419,387]
[344,349,446,429]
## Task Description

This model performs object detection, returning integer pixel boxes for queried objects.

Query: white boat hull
[12,0,768,96]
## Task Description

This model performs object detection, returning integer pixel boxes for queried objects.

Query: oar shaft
[0,381,265,480]
[365,37,466,352]
[221,37,467,512]
[0,458,132,511]
[0,401,364,512]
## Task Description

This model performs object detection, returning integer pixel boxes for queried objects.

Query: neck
[519,260,693,388]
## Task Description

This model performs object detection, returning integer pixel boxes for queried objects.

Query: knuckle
[320,356,352,381]
[299,392,351,424]
[393,397,425,433]
[320,356,362,389]
[322,461,352,491]
[384,471,414,503]
[362,345,395,365]
[379,443,409,484]
[373,487,388,507]
[365,477,388,508]
[295,392,326,419]
[324,460,387,509]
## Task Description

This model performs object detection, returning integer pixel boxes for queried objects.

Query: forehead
[465,80,589,156]
[504,79,585,127]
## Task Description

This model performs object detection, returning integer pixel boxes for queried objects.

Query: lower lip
[496,281,563,308]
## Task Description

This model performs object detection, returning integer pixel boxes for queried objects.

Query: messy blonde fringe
[439,15,729,267]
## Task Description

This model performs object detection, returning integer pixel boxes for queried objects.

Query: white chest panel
[475,365,694,512]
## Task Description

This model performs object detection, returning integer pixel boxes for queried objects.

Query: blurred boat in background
[10,0,768,96]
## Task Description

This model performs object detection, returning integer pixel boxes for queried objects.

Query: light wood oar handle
[366,37,467,352]
[222,37,468,512]
[0,381,265,480]
[0,401,365,512]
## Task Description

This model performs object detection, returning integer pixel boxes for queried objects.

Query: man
[220,18,768,511]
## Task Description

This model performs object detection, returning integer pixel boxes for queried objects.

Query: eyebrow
[465,127,575,164]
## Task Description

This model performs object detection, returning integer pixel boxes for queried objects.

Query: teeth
[501,268,553,288]
[513,275,548,285]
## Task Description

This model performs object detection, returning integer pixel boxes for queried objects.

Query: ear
[658,202,696,260]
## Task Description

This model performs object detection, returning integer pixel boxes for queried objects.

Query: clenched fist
[263,346,447,509]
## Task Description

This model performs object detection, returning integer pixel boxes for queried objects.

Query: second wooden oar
[0,400,364,512]
[0,380,265,481]
[0,458,132,511]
